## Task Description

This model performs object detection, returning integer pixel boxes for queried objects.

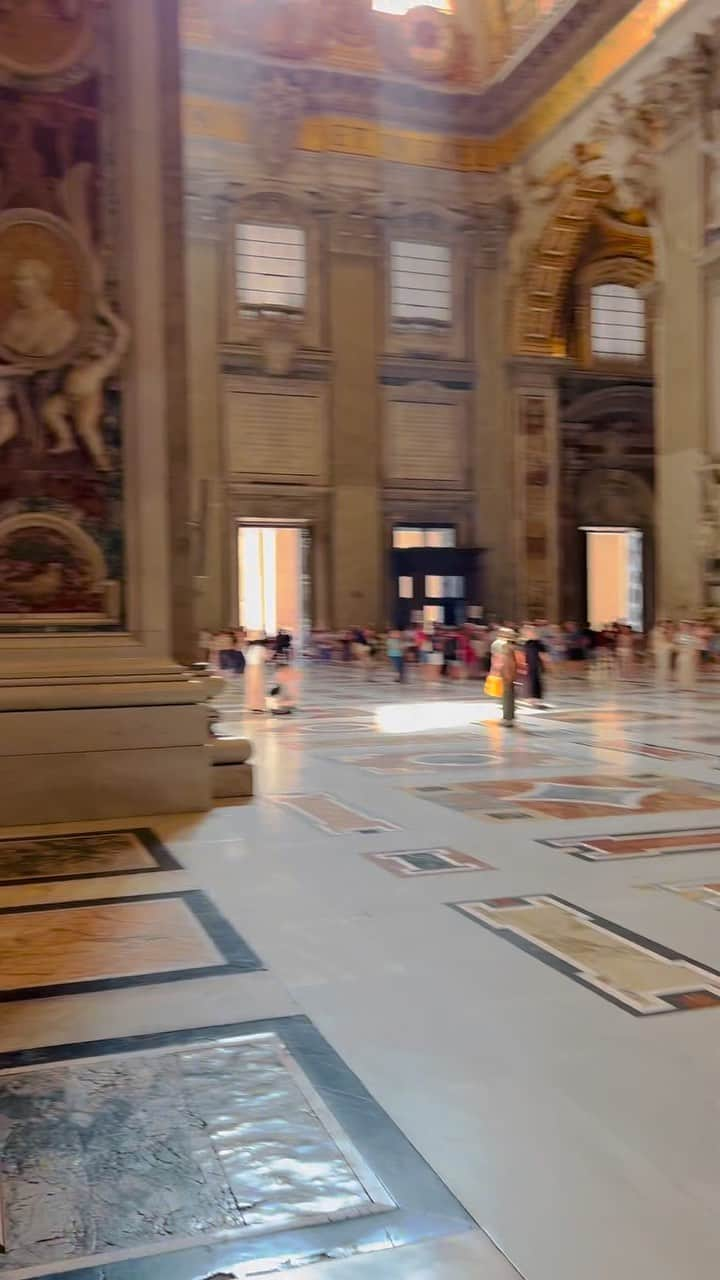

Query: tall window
[591,284,646,361]
[391,241,452,326]
[235,224,306,313]
[373,0,451,12]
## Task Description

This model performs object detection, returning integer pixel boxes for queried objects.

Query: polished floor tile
[451,894,720,1015]
[0,1017,475,1280]
[7,671,720,1279]
[0,1031,393,1277]
[365,848,494,877]
[0,829,178,884]
[270,793,399,835]
[541,826,720,861]
[0,891,261,1001]
[409,773,720,820]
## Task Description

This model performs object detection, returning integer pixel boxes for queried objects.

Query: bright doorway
[584,527,643,630]
[237,525,308,641]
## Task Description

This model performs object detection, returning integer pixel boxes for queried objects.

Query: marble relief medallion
[452,895,720,1015]
[0,0,92,79]
[0,211,92,366]
[410,775,720,822]
[0,16,131,632]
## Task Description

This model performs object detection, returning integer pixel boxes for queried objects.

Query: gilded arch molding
[511,172,614,358]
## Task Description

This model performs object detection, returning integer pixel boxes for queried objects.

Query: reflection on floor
[7,668,720,1277]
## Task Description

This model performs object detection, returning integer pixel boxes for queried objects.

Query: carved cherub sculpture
[42,299,129,472]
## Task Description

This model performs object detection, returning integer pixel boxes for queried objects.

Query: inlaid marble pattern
[542,826,720,861]
[451,895,720,1015]
[366,848,494,877]
[271,794,399,835]
[0,1031,395,1277]
[657,881,720,911]
[538,710,685,725]
[336,747,565,775]
[576,740,711,762]
[0,891,262,1001]
[0,829,180,885]
[410,775,720,821]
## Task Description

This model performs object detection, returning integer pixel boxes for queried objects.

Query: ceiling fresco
[181,0,691,161]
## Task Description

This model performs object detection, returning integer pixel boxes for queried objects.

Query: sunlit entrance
[584,527,643,630]
[237,525,308,641]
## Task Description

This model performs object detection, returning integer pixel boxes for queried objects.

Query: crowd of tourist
[197,619,717,717]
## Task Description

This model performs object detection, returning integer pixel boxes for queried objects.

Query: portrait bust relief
[0,211,91,367]
[1,259,78,358]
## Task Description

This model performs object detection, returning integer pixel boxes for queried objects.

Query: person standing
[501,631,518,727]
[651,621,673,684]
[387,630,406,683]
[488,627,517,726]
[244,634,267,712]
[524,626,548,704]
[676,622,699,690]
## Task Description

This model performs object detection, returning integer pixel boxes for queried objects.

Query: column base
[0,676,213,827]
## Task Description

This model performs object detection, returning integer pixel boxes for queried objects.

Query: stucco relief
[576,468,651,529]
[0,7,130,630]
[0,0,92,79]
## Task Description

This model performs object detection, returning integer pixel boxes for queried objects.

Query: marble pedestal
[0,670,212,826]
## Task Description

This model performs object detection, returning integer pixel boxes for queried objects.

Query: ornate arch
[511,171,614,357]
[561,383,653,428]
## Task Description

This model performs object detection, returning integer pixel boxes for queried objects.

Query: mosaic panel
[0,891,262,1002]
[451,895,720,1015]
[542,827,720,862]
[0,1032,394,1278]
[410,775,720,821]
[366,848,494,878]
[271,794,399,835]
[0,828,180,885]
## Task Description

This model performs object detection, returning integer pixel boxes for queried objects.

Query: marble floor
[6,667,720,1278]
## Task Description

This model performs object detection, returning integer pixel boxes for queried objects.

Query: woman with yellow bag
[485,627,517,727]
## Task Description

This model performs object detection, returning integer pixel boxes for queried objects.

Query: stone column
[0,0,211,824]
[707,259,720,460]
[185,186,225,631]
[311,518,331,631]
[328,209,382,629]
[655,126,705,615]
[472,218,513,620]
[508,361,561,622]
